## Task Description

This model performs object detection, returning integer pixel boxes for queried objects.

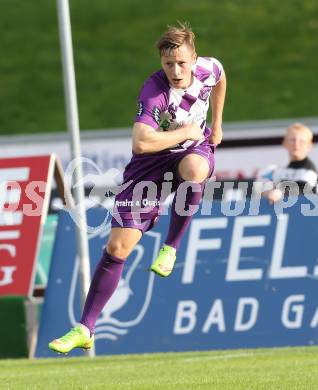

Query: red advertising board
[0,155,55,296]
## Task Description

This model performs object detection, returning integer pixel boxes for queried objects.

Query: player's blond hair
[156,22,196,56]
[285,123,313,143]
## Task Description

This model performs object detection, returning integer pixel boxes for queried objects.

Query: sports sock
[80,250,125,335]
[165,180,204,249]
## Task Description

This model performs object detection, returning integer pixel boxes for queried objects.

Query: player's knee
[178,155,210,183]
[179,164,209,182]
[106,240,130,260]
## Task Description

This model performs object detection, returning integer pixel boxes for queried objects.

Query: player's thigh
[106,227,142,259]
[178,153,210,182]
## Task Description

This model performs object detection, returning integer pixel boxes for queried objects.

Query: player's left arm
[209,71,226,146]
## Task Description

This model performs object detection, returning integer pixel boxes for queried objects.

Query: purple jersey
[135,57,223,151]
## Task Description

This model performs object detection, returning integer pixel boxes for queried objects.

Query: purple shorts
[111,141,215,232]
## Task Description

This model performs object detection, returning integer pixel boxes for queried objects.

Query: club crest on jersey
[137,102,144,116]
[152,106,161,125]
[199,85,212,101]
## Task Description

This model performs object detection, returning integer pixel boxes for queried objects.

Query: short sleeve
[135,75,168,129]
[210,58,223,84]
[195,57,224,86]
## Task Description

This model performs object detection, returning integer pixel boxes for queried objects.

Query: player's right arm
[132,122,204,154]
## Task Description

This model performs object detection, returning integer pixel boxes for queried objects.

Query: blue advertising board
[36,197,318,357]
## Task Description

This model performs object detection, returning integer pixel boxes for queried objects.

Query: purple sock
[165,180,204,249]
[80,250,125,335]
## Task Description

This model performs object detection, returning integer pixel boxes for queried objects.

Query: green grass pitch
[1,346,318,389]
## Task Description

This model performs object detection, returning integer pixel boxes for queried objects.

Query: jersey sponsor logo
[159,112,172,131]
[136,102,144,116]
[152,106,161,125]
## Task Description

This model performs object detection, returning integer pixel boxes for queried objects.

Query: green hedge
[1,0,318,135]
[0,296,28,358]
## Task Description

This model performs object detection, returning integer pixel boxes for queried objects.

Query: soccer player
[258,123,317,203]
[49,22,226,354]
